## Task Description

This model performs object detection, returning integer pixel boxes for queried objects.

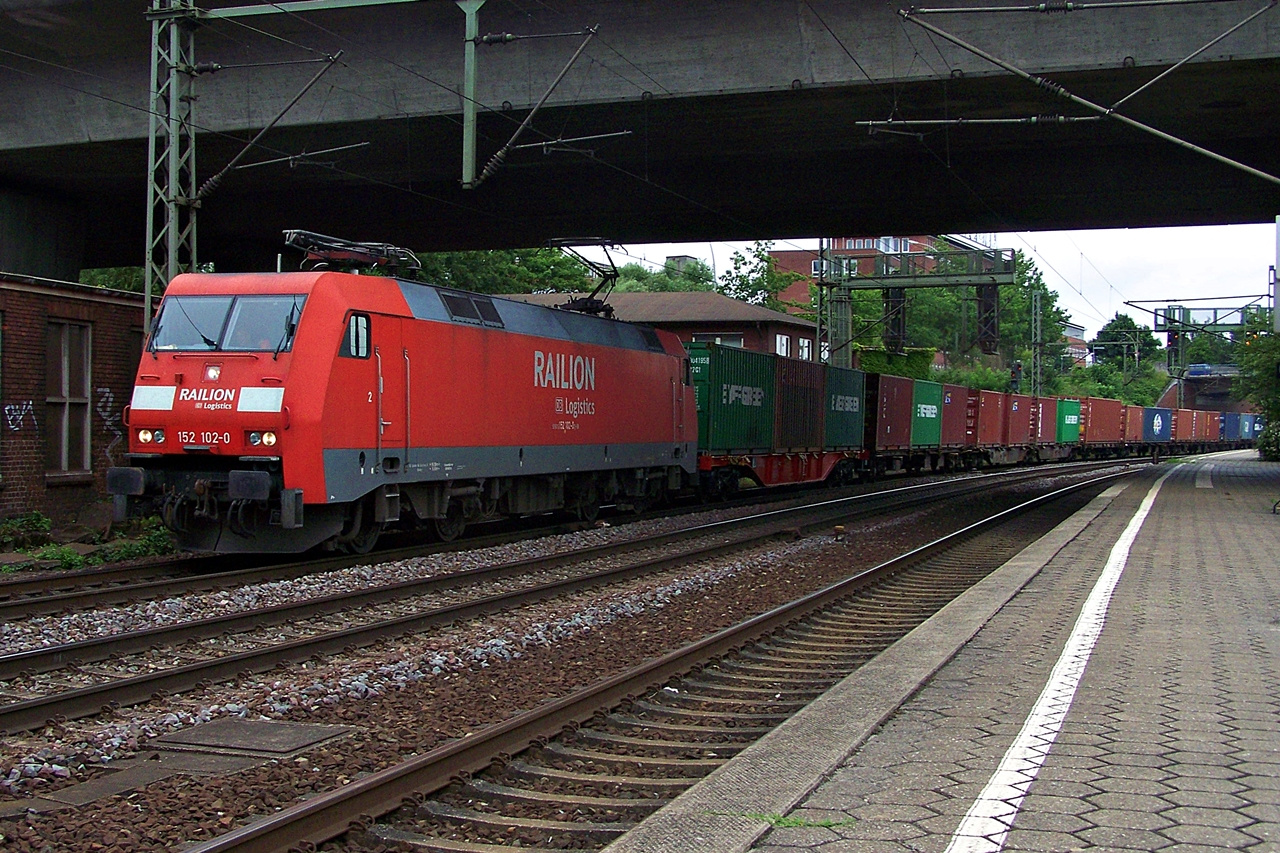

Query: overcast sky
[591,222,1279,341]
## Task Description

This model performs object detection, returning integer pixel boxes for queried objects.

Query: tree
[717,241,803,312]
[1183,332,1235,365]
[1233,317,1280,422]
[1058,361,1168,406]
[1090,313,1162,368]
[80,267,146,292]
[415,248,591,294]
[614,259,715,292]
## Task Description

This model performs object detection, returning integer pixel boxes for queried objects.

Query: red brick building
[772,236,936,313]
[0,272,144,523]
[508,291,818,359]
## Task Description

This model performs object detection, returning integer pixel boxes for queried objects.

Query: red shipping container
[774,357,825,451]
[973,390,1006,446]
[1172,408,1195,440]
[1123,406,1144,442]
[1194,410,1220,440]
[873,374,914,450]
[1081,397,1124,444]
[941,384,972,447]
[1032,397,1057,444]
[1005,394,1033,445]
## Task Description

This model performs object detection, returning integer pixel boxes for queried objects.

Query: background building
[0,272,143,525]
[508,291,817,359]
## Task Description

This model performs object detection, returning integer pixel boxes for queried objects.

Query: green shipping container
[686,343,775,453]
[1057,398,1082,443]
[824,366,866,449]
[911,380,943,448]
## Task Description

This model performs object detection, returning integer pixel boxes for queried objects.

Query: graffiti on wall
[97,387,123,467]
[2,391,127,464]
[4,400,36,432]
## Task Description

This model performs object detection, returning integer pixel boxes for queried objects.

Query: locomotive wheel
[345,518,383,554]
[339,498,383,555]
[433,503,466,542]
[571,481,601,523]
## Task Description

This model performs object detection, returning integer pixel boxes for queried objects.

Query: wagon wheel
[433,502,466,542]
[714,467,740,499]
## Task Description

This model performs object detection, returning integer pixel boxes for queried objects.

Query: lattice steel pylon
[144,0,201,333]
[1031,288,1043,396]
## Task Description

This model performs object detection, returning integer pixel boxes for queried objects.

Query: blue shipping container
[1221,412,1242,441]
[1143,407,1172,442]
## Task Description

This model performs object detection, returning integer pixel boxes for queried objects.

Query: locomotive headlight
[261,431,277,447]
[138,429,153,443]
[248,431,262,446]
[204,364,222,382]
[154,429,165,444]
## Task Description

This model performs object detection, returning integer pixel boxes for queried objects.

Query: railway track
[183,468,1124,853]
[0,460,1131,619]
[0,463,1136,735]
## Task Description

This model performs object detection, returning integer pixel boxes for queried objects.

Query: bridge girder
[0,1,1278,271]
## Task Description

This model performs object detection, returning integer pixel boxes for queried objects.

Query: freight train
[107,261,1261,554]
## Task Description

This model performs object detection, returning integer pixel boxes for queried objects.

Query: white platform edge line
[944,465,1179,853]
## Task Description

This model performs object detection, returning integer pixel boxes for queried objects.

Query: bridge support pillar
[0,189,85,281]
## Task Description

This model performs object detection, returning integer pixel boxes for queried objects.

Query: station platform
[605,450,1280,853]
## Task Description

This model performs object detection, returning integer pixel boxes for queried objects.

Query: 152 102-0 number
[177,430,231,445]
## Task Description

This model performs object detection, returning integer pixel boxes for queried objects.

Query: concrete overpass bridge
[2,0,1280,278]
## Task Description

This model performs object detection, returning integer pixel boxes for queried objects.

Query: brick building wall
[0,273,143,524]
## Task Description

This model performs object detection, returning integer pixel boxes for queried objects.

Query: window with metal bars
[46,321,91,472]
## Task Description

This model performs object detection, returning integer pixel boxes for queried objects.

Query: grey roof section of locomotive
[395,280,668,355]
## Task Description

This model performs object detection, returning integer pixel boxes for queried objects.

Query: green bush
[32,544,86,571]
[0,512,52,551]
[95,517,176,563]
[1257,422,1280,462]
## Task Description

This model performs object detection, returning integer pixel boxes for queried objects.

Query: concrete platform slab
[608,451,1280,853]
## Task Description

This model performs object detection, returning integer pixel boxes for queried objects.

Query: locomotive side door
[370,314,407,474]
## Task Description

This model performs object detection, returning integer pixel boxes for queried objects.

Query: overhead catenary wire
[790,4,1118,328]
[1111,0,1277,109]
[910,0,1245,12]
[898,7,1280,188]
[0,45,520,227]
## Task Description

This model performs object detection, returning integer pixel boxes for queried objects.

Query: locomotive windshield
[150,294,307,354]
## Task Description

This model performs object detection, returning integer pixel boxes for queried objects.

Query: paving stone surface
[752,453,1280,852]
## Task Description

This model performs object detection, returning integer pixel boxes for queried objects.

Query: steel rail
[0,463,1132,734]
[183,469,1131,853]
[0,461,1132,681]
[0,459,1131,618]
[0,516,603,618]
[0,553,234,603]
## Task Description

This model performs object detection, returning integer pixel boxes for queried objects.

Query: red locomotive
[108,236,696,552]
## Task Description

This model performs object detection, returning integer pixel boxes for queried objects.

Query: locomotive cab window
[340,313,370,358]
[150,294,306,353]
